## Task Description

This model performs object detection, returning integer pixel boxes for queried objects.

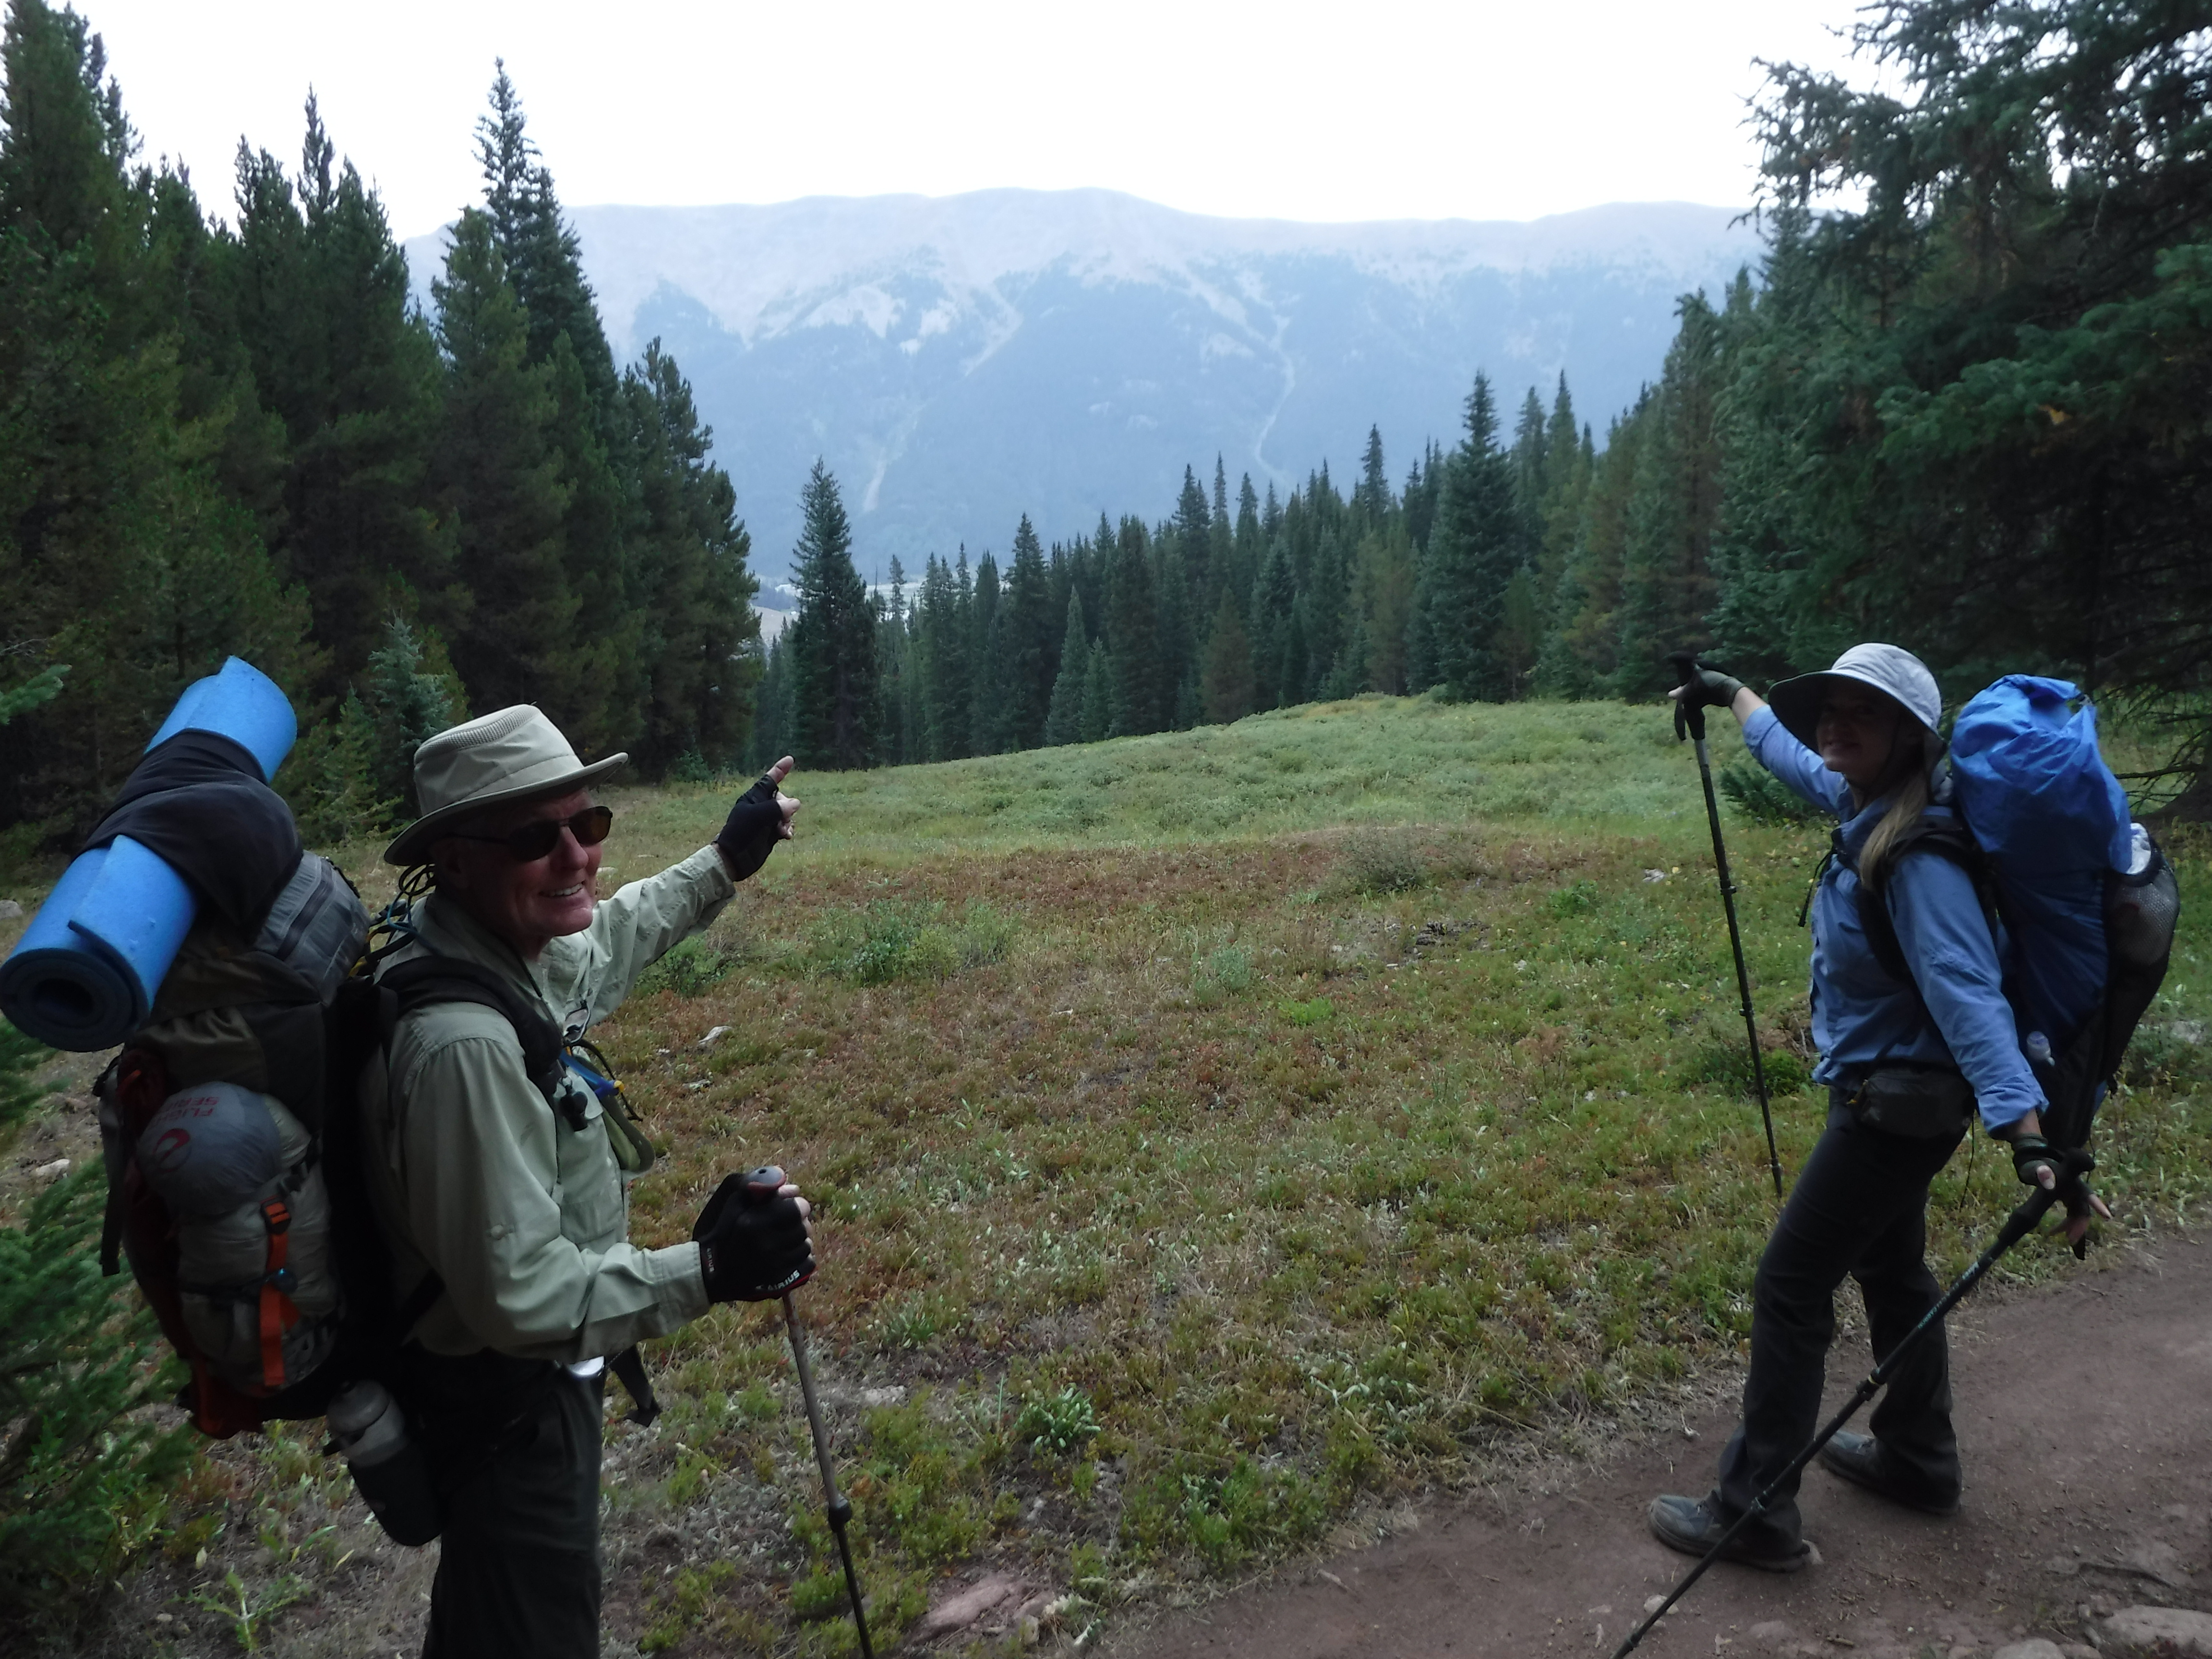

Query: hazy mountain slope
[404,190,1761,582]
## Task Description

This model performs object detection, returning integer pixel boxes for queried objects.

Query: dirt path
[1118,1233,2212,1659]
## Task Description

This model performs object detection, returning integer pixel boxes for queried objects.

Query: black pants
[1712,1094,1964,1548]
[394,1352,604,1659]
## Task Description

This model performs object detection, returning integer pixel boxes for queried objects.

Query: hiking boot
[1815,1431,1961,1516]
[1646,1493,1810,1573]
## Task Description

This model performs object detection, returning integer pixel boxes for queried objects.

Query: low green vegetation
[584,699,2206,1653]
[10,699,2207,1654]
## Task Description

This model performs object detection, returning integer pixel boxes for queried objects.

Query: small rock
[2096,1605,2212,1657]
[34,1157,69,1180]
[0,899,21,919]
[685,1081,708,1092]
[914,1574,1033,1640]
[858,1385,906,1407]
[1643,868,1668,882]
[1993,1639,2066,1659]
[697,1026,730,1049]
[1747,1620,1796,1651]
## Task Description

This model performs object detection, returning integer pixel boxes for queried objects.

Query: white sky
[72,0,1873,240]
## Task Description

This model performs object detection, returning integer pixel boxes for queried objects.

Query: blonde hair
[1858,733,1931,887]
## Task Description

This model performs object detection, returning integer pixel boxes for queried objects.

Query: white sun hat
[383,706,625,866]
[1766,643,1944,752]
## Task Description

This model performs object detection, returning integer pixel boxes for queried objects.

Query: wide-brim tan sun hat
[1767,643,1945,754]
[384,705,626,866]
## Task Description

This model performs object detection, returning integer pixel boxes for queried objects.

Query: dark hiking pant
[1712,1093,1964,1550]
[394,1351,604,1659]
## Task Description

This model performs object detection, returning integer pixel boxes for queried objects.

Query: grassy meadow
[44,695,2212,1656]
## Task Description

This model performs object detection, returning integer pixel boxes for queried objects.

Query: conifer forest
[3,0,2210,846]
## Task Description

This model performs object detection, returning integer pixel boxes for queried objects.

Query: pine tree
[968,552,1004,755]
[431,208,581,720]
[623,340,759,772]
[1043,589,1088,745]
[1614,293,1728,697]
[0,0,312,824]
[1000,515,1054,748]
[469,65,634,753]
[1353,523,1417,694]
[1106,517,1160,735]
[1418,373,1517,699]
[1199,588,1255,723]
[785,460,877,769]
[1078,637,1114,743]
[231,96,451,701]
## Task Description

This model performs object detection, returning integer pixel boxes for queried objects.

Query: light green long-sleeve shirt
[361,844,733,1360]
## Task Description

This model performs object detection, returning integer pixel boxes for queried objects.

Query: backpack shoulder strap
[375,956,566,1104]
[1851,819,1993,987]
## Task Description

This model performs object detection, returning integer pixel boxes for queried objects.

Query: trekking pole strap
[1610,1184,2061,1659]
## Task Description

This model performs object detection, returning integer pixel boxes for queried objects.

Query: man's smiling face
[434,787,602,957]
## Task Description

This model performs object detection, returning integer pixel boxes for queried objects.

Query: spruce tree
[431,208,581,720]
[1199,588,1255,723]
[1043,590,1087,745]
[230,96,451,700]
[1418,373,1518,700]
[786,460,877,769]
[623,340,759,771]
[0,0,312,822]
[1106,517,1160,735]
[1078,637,1114,743]
[1000,515,1054,748]
[1613,293,1727,697]
[968,552,1004,755]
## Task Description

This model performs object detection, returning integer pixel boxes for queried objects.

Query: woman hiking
[1648,644,2104,1571]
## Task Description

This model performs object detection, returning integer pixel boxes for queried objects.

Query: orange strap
[257,1199,300,1392]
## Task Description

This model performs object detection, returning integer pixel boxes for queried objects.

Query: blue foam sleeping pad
[1951,674,2132,1048]
[0,657,297,1050]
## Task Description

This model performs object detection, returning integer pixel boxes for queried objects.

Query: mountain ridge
[403,190,1764,579]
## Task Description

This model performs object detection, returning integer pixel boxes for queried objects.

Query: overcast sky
[80,0,1869,241]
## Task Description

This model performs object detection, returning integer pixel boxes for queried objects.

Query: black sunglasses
[450,805,613,862]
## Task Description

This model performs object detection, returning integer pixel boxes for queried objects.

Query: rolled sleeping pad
[0,657,297,1050]
[145,655,297,781]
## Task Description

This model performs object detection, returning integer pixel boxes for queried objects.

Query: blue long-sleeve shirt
[1743,706,2044,1132]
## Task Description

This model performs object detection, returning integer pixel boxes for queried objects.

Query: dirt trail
[1118,1233,2212,1659]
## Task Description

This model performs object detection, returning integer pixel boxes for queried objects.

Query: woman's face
[1816,685,1911,792]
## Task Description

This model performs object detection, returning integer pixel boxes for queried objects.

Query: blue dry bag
[1949,676,2134,1053]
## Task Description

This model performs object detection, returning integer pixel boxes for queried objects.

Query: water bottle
[2107,824,2180,971]
[327,1380,442,1546]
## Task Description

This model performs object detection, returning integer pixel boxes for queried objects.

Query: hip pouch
[1850,1066,1974,1140]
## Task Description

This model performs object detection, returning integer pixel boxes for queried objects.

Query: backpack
[98,884,664,1439]
[1847,675,2181,1162]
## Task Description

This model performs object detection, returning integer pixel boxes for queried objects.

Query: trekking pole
[740,1168,874,1659]
[1669,651,1784,1201]
[1608,1179,2066,1659]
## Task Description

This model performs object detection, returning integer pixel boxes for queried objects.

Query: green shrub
[820,901,1016,985]
[1718,760,1824,826]
[1,1051,194,1627]
[1547,879,1600,917]
[635,935,736,997]
[1340,826,1425,894]
[1015,1385,1100,1455]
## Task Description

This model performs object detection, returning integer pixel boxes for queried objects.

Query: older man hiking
[360,704,815,1658]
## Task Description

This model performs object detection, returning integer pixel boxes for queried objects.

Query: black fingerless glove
[716,773,786,882]
[693,1169,814,1302]
[2008,1134,2093,1197]
[1680,662,1746,709]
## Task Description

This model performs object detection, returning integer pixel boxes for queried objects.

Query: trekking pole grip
[1668,650,1706,743]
